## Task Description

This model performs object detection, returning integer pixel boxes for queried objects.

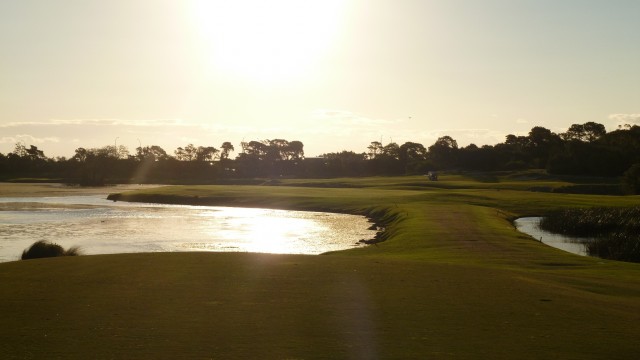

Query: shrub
[540,207,640,263]
[587,233,640,263]
[622,163,640,194]
[540,207,640,237]
[21,240,81,260]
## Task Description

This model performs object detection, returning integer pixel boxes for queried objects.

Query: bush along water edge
[21,240,82,260]
[539,207,640,262]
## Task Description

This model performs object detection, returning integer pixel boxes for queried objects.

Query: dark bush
[540,207,640,237]
[622,163,640,194]
[587,233,640,263]
[540,207,640,263]
[21,240,81,260]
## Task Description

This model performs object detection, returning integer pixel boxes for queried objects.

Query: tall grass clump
[539,207,640,237]
[587,233,640,263]
[540,207,640,262]
[21,240,82,260]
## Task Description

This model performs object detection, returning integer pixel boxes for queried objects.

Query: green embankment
[2,174,640,359]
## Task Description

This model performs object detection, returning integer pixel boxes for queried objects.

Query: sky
[1,0,639,158]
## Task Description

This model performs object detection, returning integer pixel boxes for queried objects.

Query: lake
[0,194,377,262]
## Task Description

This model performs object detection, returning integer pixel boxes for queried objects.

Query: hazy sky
[1,0,639,158]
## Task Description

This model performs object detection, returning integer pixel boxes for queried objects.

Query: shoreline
[0,182,165,198]
[106,191,391,246]
[0,183,386,258]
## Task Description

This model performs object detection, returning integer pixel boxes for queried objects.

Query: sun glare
[192,0,344,84]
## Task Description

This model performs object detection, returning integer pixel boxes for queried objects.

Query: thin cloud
[0,118,186,128]
[0,134,60,145]
[609,114,640,126]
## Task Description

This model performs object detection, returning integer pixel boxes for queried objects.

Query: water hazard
[0,195,377,262]
[514,217,590,256]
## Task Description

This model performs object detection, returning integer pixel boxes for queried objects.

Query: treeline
[1,123,639,192]
[0,139,306,185]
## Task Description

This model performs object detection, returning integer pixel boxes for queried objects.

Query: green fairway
[1,175,640,359]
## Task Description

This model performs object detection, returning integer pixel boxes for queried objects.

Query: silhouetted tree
[399,142,427,174]
[321,151,368,177]
[196,146,219,162]
[367,141,383,159]
[220,142,235,160]
[561,122,606,142]
[525,127,562,168]
[241,140,269,160]
[382,142,400,160]
[174,144,198,161]
[287,140,305,160]
[23,144,46,160]
[71,145,125,185]
[136,145,168,161]
[428,136,459,169]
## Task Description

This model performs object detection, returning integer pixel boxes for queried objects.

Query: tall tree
[11,142,29,158]
[241,140,269,159]
[428,136,459,169]
[174,144,198,161]
[382,142,400,160]
[196,146,219,162]
[526,126,562,168]
[267,139,289,161]
[561,122,606,142]
[287,140,304,160]
[399,142,427,174]
[136,145,168,161]
[399,142,427,162]
[367,141,383,159]
[220,142,235,160]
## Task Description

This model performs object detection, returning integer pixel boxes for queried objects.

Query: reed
[540,207,640,262]
[539,206,640,237]
[586,233,640,263]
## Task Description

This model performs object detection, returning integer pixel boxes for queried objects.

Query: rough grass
[2,175,640,359]
[21,240,81,260]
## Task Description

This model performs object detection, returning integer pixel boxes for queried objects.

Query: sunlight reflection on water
[0,195,376,262]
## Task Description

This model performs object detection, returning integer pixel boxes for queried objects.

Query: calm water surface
[0,195,376,262]
[514,217,590,256]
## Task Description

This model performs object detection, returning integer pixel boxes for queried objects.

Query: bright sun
[192,0,345,85]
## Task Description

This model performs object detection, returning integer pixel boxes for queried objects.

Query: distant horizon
[2,118,636,160]
[2,0,639,158]
[0,114,640,158]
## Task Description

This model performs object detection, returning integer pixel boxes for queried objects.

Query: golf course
[1,173,639,359]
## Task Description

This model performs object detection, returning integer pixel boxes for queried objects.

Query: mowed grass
[1,175,640,359]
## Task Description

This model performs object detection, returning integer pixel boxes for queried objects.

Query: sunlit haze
[1,0,639,158]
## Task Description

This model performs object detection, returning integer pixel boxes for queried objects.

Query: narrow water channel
[0,195,377,262]
[514,217,590,256]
